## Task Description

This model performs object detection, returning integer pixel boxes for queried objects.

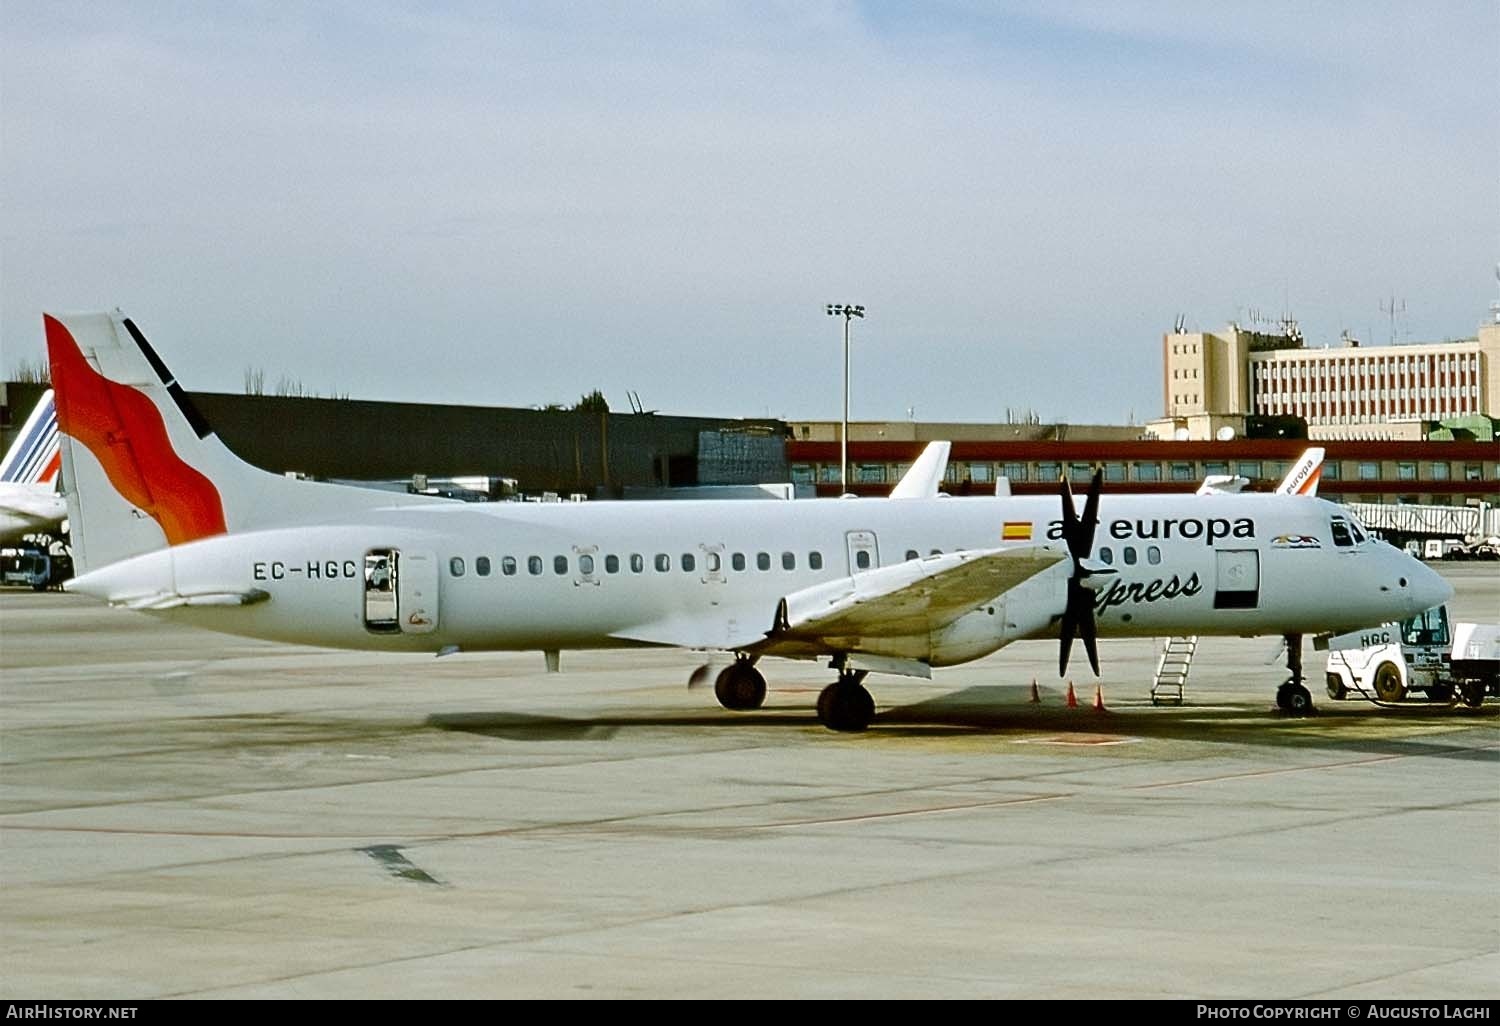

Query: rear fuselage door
[397,550,439,632]
[363,548,439,634]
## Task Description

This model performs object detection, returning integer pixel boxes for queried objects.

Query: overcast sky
[3,2,1496,423]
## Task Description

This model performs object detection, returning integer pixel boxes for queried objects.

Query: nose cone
[1394,552,1453,616]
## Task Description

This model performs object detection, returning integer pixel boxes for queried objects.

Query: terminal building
[1150,319,1500,442]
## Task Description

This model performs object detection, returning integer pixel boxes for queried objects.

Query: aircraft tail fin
[44,311,441,573]
[0,389,60,486]
[1275,448,1325,496]
[889,441,950,499]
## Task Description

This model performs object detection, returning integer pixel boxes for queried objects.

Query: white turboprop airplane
[0,389,68,544]
[47,312,1451,729]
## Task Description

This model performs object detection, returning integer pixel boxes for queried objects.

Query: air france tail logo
[44,315,227,544]
[1048,517,1255,545]
[0,391,59,485]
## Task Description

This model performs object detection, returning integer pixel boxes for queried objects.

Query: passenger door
[845,530,880,575]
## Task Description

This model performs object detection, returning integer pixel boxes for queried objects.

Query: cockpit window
[1349,521,1367,544]
[1330,520,1354,547]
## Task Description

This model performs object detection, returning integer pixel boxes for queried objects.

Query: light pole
[825,303,864,491]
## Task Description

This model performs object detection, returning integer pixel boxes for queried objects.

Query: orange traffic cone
[1065,681,1078,708]
[1093,685,1107,712]
[1029,679,1041,704]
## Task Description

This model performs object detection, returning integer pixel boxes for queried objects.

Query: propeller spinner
[1058,468,1104,677]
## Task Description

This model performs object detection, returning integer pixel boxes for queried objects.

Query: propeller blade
[1079,602,1100,676]
[1057,467,1105,678]
[1080,468,1103,546]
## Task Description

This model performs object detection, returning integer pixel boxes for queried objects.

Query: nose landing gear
[1275,632,1314,715]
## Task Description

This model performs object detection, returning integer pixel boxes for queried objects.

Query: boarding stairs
[1152,636,1199,705]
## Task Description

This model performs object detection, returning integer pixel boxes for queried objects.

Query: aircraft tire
[714,663,767,711]
[1459,681,1485,709]
[817,680,874,732]
[1278,682,1312,716]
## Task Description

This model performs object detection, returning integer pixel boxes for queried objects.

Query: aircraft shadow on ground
[424,682,1497,762]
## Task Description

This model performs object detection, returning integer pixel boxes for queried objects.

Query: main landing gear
[816,668,875,733]
[713,657,767,711]
[1275,632,1314,716]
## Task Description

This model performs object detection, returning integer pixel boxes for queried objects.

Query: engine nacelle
[930,569,1064,666]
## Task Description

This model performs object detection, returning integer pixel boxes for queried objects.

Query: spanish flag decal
[1002,521,1032,541]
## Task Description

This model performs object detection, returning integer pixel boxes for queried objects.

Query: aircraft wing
[766,545,1066,643]
[608,545,1066,654]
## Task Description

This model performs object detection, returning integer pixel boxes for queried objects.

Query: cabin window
[605,554,620,574]
[1100,547,1113,565]
[1147,546,1161,565]
[681,553,696,572]
[1331,520,1354,547]
[930,549,943,556]
[1123,547,1137,565]
[757,552,771,571]
[732,552,746,571]
[630,554,644,573]
[854,550,871,570]
[528,556,543,575]
[579,554,595,575]
[782,551,796,570]
[554,555,569,575]
[476,556,491,577]
[502,556,517,576]
[809,551,823,571]
[655,553,670,572]
[449,557,465,577]
[905,549,919,561]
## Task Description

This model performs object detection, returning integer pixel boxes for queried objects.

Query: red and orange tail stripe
[45,315,227,545]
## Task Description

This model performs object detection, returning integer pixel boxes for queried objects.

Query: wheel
[1326,674,1348,700]
[1372,661,1406,703]
[1276,684,1291,710]
[1283,683,1313,716]
[816,679,875,732]
[1459,681,1485,709]
[714,662,766,711]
